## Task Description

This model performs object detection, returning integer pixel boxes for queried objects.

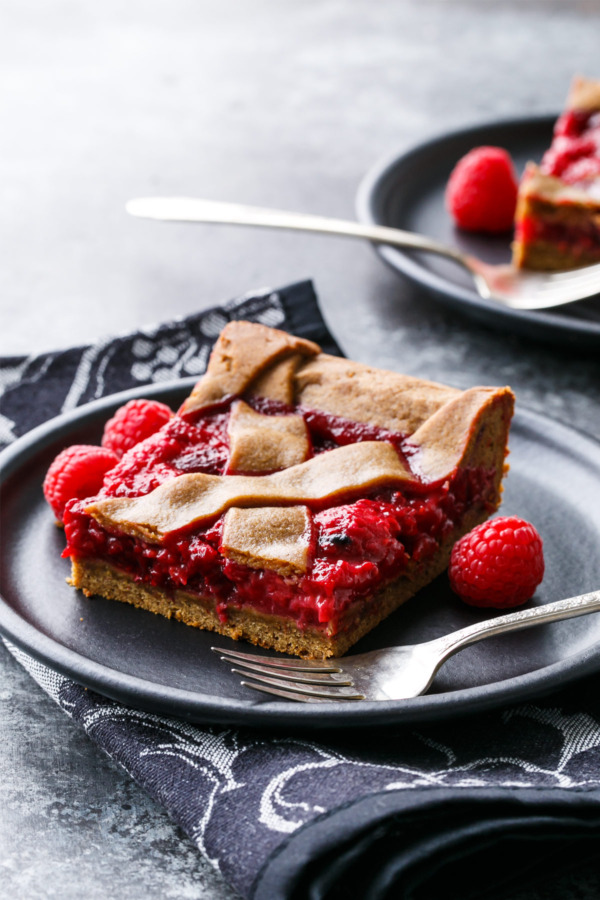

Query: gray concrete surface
[1,1,600,897]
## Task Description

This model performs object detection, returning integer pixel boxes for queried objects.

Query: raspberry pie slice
[63,321,514,659]
[513,75,600,270]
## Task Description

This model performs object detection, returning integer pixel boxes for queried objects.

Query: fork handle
[126,196,467,265]
[432,591,600,661]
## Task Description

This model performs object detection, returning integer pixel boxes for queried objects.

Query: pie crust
[64,321,515,658]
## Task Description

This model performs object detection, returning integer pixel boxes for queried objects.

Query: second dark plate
[356,115,600,348]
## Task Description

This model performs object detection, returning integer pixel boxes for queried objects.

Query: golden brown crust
[221,505,311,576]
[293,353,460,434]
[86,441,414,542]
[182,322,509,444]
[180,321,320,414]
[410,386,514,482]
[568,75,600,112]
[227,400,310,473]
[247,356,301,405]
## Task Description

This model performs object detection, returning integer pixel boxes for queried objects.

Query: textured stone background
[1,1,599,897]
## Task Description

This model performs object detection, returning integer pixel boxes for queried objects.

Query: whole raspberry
[445,146,518,233]
[449,516,544,608]
[102,398,173,457]
[43,444,120,523]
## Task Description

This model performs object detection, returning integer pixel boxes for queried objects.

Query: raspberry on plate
[102,398,173,457]
[449,515,544,608]
[43,444,120,523]
[445,146,519,233]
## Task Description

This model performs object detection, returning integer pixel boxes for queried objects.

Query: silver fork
[212,591,600,703]
[126,197,600,311]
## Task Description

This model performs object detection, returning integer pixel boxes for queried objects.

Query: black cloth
[1,280,600,899]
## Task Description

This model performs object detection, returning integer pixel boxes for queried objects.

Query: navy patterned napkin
[2,281,600,900]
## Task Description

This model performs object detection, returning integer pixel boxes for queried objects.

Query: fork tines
[212,646,365,702]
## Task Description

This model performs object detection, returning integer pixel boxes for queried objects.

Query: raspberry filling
[101,411,231,498]
[63,399,498,633]
[541,109,600,185]
[515,213,600,258]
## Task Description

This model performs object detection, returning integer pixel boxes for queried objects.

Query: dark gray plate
[1,381,600,730]
[356,116,600,349]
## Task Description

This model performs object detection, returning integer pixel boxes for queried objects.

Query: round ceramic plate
[356,115,600,349]
[1,382,600,730]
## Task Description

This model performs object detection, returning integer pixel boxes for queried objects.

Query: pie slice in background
[513,75,600,270]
